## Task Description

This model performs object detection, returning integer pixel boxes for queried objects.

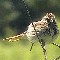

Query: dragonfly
[3,0,60,60]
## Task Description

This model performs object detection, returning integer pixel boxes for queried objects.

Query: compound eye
[46,18,50,23]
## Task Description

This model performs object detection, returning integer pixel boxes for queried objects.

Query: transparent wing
[3,32,26,42]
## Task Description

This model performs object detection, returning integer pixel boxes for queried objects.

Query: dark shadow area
[0,0,60,37]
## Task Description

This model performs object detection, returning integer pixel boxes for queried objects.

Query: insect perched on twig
[3,0,60,60]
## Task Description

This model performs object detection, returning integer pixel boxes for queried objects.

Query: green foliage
[0,34,60,60]
[0,0,60,60]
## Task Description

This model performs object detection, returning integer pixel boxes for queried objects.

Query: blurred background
[0,0,60,60]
